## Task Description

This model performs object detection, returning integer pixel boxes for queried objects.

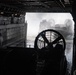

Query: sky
[25,13,74,37]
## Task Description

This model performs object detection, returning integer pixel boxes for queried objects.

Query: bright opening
[25,12,74,74]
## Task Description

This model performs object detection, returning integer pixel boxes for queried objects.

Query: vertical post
[24,15,27,48]
[11,14,14,24]
[44,32,46,47]
[0,33,3,48]
[71,0,76,75]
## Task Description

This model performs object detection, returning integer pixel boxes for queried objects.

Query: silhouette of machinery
[34,29,67,75]
[1,29,67,75]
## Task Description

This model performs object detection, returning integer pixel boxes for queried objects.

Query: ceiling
[0,0,73,15]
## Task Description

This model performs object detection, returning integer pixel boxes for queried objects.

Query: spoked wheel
[34,29,66,51]
[34,29,66,75]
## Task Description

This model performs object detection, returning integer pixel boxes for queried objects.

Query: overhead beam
[17,0,51,9]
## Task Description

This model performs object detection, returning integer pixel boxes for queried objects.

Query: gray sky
[25,13,74,37]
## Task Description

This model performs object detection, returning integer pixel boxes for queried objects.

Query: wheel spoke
[52,36,62,44]
[41,33,49,44]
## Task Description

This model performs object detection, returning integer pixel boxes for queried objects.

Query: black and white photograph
[0,0,76,75]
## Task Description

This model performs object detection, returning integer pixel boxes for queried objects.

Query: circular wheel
[34,29,66,51]
[34,29,66,75]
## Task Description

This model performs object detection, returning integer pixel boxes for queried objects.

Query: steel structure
[0,0,73,15]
